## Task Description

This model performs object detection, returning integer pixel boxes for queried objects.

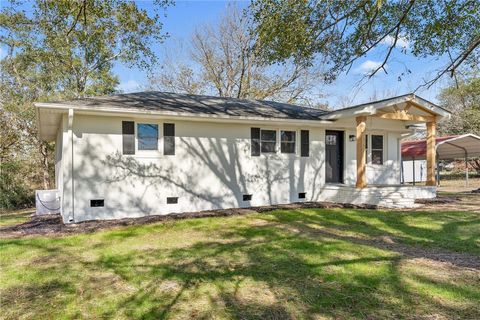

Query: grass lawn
[1,201,479,319]
[0,209,32,227]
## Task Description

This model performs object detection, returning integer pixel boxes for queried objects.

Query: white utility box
[35,189,61,215]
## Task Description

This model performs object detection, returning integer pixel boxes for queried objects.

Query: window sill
[131,152,163,158]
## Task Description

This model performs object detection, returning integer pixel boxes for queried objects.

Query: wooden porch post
[356,116,367,188]
[426,121,436,186]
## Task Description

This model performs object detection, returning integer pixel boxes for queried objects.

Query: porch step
[320,185,436,209]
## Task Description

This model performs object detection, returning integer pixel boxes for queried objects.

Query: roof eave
[35,102,334,127]
[321,93,451,121]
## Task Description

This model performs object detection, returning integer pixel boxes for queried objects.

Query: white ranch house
[36,92,450,223]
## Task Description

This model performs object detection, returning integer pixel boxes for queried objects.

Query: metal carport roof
[402,134,480,160]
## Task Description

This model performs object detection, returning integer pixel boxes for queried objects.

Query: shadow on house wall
[69,130,325,221]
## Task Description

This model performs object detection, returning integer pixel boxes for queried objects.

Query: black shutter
[301,130,309,157]
[122,121,135,155]
[164,123,175,155]
[251,128,260,156]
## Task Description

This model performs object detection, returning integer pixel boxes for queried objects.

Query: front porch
[320,94,451,208]
[319,184,436,208]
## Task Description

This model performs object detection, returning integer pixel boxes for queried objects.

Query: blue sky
[115,0,452,108]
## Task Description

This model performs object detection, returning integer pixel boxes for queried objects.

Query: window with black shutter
[300,130,309,157]
[164,123,175,155]
[122,121,135,155]
[251,128,260,156]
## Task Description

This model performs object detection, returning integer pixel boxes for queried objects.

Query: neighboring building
[36,92,450,223]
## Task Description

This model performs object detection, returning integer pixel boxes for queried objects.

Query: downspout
[68,109,75,222]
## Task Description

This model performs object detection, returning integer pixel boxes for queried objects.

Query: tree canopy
[0,0,171,206]
[250,0,480,86]
[149,6,327,108]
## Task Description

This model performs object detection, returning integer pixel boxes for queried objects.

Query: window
[371,135,384,165]
[137,124,158,151]
[261,130,276,153]
[326,134,337,145]
[365,134,368,159]
[281,130,296,153]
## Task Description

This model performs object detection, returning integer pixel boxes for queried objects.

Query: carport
[401,134,480,186]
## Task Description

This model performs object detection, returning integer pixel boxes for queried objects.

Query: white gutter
[34,102,334,127]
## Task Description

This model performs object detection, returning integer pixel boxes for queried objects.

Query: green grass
[0,209,32,227]
[1,206,479,319]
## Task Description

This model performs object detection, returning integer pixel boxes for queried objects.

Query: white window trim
[260,128,278,154]
[280,129,297,154]
[366,132,385,166]
[257,128,299,156]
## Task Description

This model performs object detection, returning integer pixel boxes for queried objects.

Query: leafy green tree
[438,68,480,172]
[438,70,480,136]
[0,0,171,207]
[250,0,480,86]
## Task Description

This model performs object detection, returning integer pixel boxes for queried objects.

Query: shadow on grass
[1,208,479,319]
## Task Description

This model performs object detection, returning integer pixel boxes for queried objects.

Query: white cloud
[380,35,409,49]
[117,79,140,93]
[355,60,386,76]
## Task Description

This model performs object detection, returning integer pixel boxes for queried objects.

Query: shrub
[0,160,35,209]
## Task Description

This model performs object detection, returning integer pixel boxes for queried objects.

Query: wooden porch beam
[356,116,367,188]
[406,101,437,115]
[373,111,435,122]
[426,121,436,186]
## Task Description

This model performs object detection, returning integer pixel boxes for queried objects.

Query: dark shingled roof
[60,91,329,120]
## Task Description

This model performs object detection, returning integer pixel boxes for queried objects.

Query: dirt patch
[415,196,459,204]
[417,192,480,213]
[0,202,376,238]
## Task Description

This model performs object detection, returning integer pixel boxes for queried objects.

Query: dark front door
[325,130,344,183]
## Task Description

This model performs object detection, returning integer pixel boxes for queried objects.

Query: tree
[437,68,480,172]
[438,69,480,136]
[150,6,327,108]
[0,0,171,205]
[250,0,480,87]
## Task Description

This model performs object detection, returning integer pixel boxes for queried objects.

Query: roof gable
[321,94,451,121]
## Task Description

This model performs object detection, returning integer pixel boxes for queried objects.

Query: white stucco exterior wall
[57,113,410,222]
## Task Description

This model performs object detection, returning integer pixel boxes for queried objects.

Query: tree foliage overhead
[0,0,171,207]
[1,0,170,99]
[250,0,480,86]
[150,6,327,108]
